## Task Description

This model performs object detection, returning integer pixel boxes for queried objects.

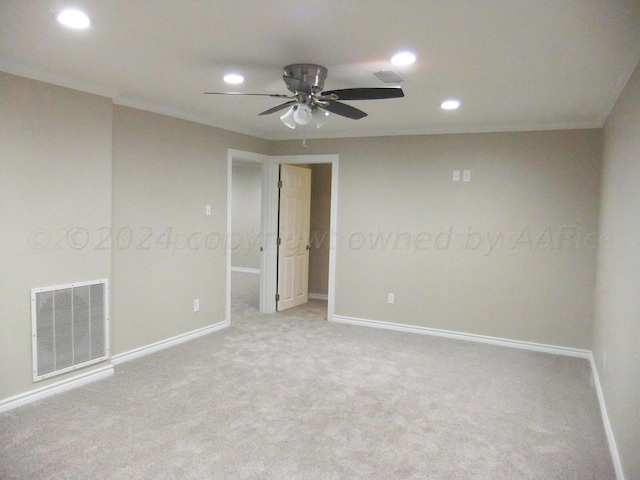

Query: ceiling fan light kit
[280,104,330,130]
[205,63,405,131]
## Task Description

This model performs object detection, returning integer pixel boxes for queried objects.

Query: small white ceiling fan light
[312,108,330,129]
[441,99,461,110]
[293,103,313,125]
[56,9,91,29]
[223,73,244,84]
[391,51,417,66]
[280,107,296,129]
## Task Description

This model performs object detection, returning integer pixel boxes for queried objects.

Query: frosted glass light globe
[293,104,312,125]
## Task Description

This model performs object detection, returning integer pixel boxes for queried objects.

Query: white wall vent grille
[31,279,109,382]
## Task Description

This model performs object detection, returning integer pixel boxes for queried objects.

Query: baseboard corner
[589,354,626,480]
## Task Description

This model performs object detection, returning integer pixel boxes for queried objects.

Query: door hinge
[276,237,281,245]
[275,293,280,302]
[277,180,283,188]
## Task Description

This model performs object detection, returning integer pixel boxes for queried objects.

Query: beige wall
[273,130,602,349]
[231,160,262,270]
[309,163,332,296]
[112,106,269,355]
[593,63,640,479]
[0,72,271,402]
[0,71,610,424]
[0,73,113,400]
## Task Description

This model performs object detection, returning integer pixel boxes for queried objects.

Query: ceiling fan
[205,64,404,129]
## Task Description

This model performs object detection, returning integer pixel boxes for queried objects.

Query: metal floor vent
[31,279,109,382]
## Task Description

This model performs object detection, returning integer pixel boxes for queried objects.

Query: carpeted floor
[0,272,614,479]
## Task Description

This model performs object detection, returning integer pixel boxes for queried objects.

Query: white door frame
[227,149,339,321]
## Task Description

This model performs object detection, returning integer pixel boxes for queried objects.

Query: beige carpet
[0,272,614,479]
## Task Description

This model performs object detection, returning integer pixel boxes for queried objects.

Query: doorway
[226,150,339,323]
[229,158,262,312]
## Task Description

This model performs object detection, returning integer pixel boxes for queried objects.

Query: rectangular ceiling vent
[372,70,406,84]
[31,279,109,382]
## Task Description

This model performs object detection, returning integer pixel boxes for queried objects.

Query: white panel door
[277,165,311,311]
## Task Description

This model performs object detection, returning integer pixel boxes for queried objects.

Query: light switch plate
[463,170,471,182]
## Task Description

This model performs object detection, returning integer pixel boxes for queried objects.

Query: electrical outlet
[463,170,471,182]
[194,299,200,312]
[453,170,460,182]
[388,293,395,304]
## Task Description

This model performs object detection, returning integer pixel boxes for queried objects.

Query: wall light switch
[205,205,211,216]
[463,170,471,182]
[194,299,200,312]
[453,170,460,182]
[388,293,395,304]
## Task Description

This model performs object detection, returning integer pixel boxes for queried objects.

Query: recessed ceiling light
[224,73,244,84]
[441,99,461,110]
[391,51,417,66]
[56,9,91,29]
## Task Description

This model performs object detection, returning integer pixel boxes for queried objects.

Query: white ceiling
[2,0,640,141]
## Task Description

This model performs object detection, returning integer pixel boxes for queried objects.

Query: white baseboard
[331,315,591,359]
[0,364,114,413]
[111,320,229,365]
[231,267,260,274]
[309,293,328,301]
[589,355,625,480]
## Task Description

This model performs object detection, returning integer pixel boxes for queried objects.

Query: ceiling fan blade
[320,87,404,101]
[282,75,312,95]
[322,101,368,120]
[204,92,292,98]
[258,100,298,116]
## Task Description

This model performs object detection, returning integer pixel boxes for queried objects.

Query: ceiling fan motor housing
[283,64,328,93]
